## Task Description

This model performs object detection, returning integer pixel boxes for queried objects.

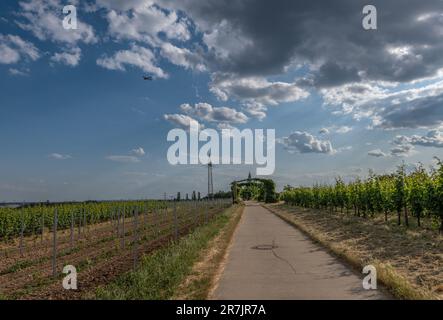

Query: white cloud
[48,153,72,160]
[389,130,443,157]
[279,131,335,154]
[322,79,443,129]
[9,68,29,76]
[160,42,206,71]
[319,128,330,135]
[408,130,443,148]
[335,126,353,134]
[321,82,390,114]
[390,136,416,157]
[180,103,248,124]
[106,155,141,163]
[17,0,97,45]
[97,44,167,78]
[164,114,201,129]
[131,147,146,156]
[390,144,414,157]
[368,149,387,157]
[0,34,40,64]
[242,102,267,121]
[320,125,353,135]
[50,47,81,67]
[210,73,310,119]
[0,43,20,64]
[337,146,353,152]
[95,0,149,11]
[391,130,443,156]
[104,3,190,42]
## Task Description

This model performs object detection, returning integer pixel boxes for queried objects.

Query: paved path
[212,202,389,300]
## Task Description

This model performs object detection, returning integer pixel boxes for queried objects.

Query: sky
[1,0,443,202]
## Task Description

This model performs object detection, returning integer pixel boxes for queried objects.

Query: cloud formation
[48,153,72,160]
[179,103,248,124]
[391,130,443,158]
[279,131,334,154]
[159,0,443,85]
[104,2,190,42]
[97,45,167,77]
[17,0,97,45]
[368,149,387,157]
[131,147,146,156]
[0,34,39,64]
[164,114,200,129]
[211,73,309,105]
[51,47,81,67]
[375,92,443,129]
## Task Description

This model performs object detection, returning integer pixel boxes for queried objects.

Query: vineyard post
[84,209,88,234]
[166,204,168,227]
[174,201,178,241]
[19,204,24,256]
[189,201,192,228]
[121,206,125,249]
[144,203,147,232]
[110,208,114,228]
[194,200,197,227]
[52,208,58,277]
[41,207,44,243]
[152,202,155,237]
[116,207,120,239]
[132,207,138,269]
[199,199,202,225]
[115,208,118,229]
[70,210,74,249]
[78,208,82,237]
[155,202,159,237]
[205,199,208,225]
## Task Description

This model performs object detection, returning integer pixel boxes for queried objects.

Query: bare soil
[0,205,225,299]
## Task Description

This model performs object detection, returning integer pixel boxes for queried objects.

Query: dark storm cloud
[159,0,443,87]
[377,93,443,129]
[313,62,361,88]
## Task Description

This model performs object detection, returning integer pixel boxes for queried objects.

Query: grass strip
[172,205,243,300]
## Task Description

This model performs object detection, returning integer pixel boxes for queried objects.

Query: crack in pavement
[270,238,298,275]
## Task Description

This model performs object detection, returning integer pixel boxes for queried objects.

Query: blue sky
[1,0,443,201]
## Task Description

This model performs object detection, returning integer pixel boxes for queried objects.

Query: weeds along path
[0,201,231,299]
[267,203,442,299]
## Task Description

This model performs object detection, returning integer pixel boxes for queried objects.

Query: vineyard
[0,199,231,299]
[280,161,443,232]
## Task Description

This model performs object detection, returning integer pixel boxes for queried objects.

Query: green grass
[95,205,237,300]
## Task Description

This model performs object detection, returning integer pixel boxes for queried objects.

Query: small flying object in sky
[143,75,153,81]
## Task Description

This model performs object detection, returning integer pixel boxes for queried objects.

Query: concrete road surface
[212,202,390,300]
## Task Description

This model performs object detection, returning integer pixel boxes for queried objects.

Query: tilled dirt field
[0,204,227,299]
